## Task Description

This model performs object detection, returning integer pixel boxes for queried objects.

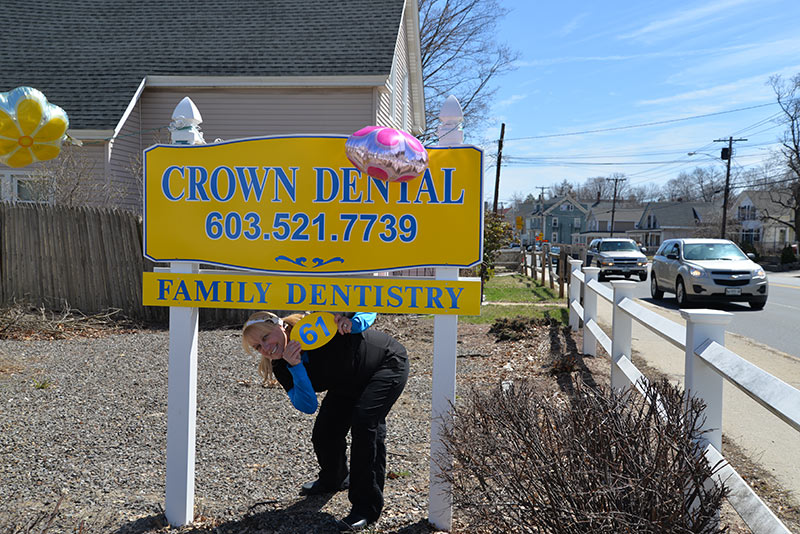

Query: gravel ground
[1,314,568,534]
[1,312,794,533]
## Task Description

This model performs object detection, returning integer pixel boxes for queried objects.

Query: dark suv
[586,238,648,281]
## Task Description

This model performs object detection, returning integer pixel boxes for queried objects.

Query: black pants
[311,350,409,521]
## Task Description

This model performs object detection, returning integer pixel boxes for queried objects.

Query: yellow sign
[515,216,523,230]
[144,136,483,274]
[289,312,337,350]
[143,272,481,315]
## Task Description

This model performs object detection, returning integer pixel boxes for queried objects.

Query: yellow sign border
[143,135,484,275]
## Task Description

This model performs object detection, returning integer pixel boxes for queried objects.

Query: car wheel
[650,275,663,299]
[675,278,690,307]
[639,272,648,282]
[749,297,767,310]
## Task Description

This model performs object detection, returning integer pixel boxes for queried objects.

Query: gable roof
[2,0,409,130]
[542,195,589,215]
[732,190,793,217]
[586,201,644,222]
[637,201,716,228]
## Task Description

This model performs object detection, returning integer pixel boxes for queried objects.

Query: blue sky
[475,0,800,207]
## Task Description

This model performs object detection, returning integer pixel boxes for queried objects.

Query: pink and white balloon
[345,126,428,182]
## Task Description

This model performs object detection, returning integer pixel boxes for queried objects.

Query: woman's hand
[334,314,353,335]
[283,339,302,366]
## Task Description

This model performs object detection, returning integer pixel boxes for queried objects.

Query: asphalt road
[602,269,800,359]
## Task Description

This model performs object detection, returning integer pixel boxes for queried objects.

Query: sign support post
[164,99,204,526]
[428,95,463,531]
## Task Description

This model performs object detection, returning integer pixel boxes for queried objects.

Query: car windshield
[683,243,748,261]
[599,241,638,252]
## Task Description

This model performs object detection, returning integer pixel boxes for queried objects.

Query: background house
[730,190,797,253]
[524,195,589,245]
[627,201,716,251]
[1,0,425,212]
[575,201,645,245]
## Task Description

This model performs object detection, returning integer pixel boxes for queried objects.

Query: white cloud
[497,94,528,108]
[618,0,752,42]
[558,12,589,37]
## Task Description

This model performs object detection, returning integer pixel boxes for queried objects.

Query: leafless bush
[439,378,728,533]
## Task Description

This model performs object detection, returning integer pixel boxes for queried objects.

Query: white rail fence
[566,259,800,534]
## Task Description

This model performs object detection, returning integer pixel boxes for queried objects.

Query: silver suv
[650,238,768,309]
[586,238,648,281]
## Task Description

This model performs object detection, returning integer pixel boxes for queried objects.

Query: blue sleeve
[350,312,377,333]
[286,358,318,414]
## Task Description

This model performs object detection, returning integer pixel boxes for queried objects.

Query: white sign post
[429,95,463,531]
[164,98,204,526]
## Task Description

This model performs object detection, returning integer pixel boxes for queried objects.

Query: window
[0,170,50,204]
[551,217,558,227]
[778,228,787,244]
[573,217,581,228]
[737,205,757,221]
[741,228,760,243]
[560,203,574,211]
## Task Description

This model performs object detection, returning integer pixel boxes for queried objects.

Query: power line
[499,102,777,142]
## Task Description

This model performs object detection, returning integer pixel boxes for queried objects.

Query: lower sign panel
[143,272,482,315]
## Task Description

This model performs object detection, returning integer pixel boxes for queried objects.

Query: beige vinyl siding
[108,99,151,212]
[139,88,376,142]
[377,15,409,130]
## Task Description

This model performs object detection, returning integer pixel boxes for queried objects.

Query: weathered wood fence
[0,203,253,325]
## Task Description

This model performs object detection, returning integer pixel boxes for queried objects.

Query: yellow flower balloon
[0,87,69,168]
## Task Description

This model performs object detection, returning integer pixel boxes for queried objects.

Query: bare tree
[24,144,121,208]
[548,178,574,198]
[763,73,800,241]
[419,0,519,141]
[575,176,612,201]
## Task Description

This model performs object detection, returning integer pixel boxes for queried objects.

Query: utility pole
[714,137,747,239]
[606,176,626,237]
[492,123,505,214]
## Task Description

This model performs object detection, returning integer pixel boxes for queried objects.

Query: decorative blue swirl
[312,257,345,268]
[275,256,307,267]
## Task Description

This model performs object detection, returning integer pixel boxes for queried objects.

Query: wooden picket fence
[0,203,254,325]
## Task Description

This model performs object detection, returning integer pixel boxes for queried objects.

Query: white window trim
[0,169,52,205]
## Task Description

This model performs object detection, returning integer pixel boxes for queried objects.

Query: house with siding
[729,190,797,252]
[524,195,589,245]
[626,201,716,251]
[1,0,425,212]
[574,201,645,245]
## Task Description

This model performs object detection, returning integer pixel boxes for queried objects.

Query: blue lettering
[310,284,327,305]
[387,286,403,308]
[314,167,340,202]
[406,286,423,308]
[414,170,440,204]
[271,167,297,202]
[374,285,382,307]
[354,285,371,306]
[173,280,191,301]
[332,285,350,306]
[366,176,389,203]
[397,182,411,204]
[238,282,254,303]
[341,167,363,203]
[161,166,185,201]
[210,166,236,202]
[223,281,234,303]
[158,279,173,300]
[236,166,268,202]
[196,280,219,302]
[427,287,444,309]
[254,282,271,303]
[445,287,464,309]
[442,168,465,204]
[187,166,210,201]
[288,283,306,304]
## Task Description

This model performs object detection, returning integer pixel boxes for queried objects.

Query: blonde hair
[241,311,304,384]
